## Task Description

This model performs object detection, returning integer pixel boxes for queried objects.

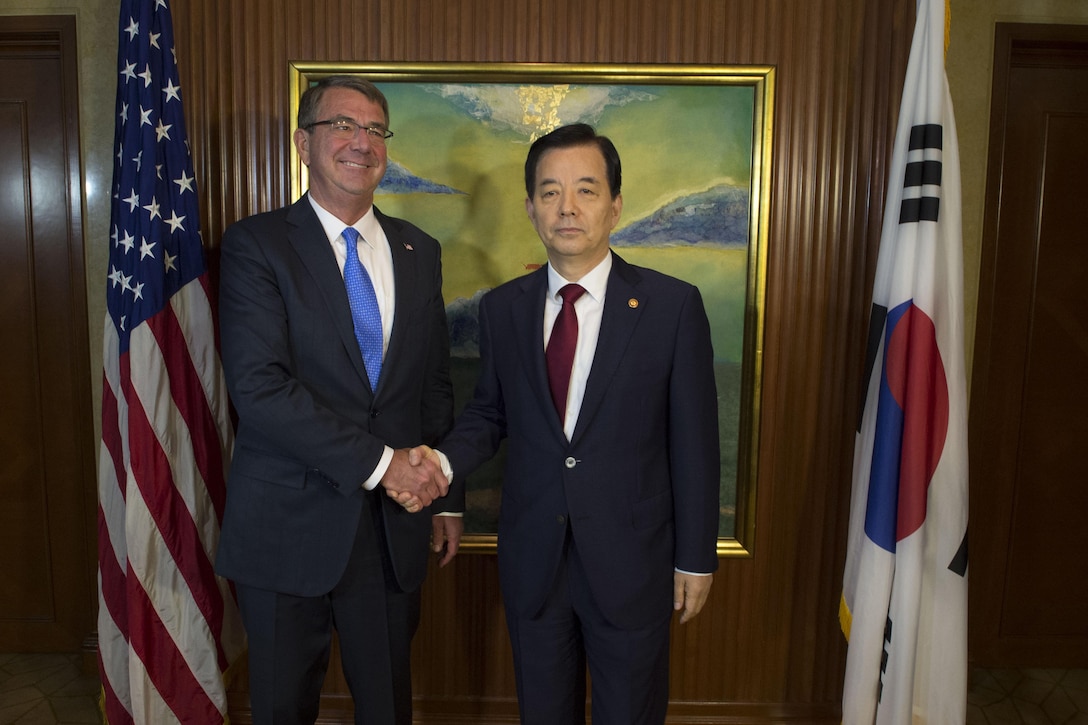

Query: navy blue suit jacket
[441,252,720,630]
[215,195,456,597]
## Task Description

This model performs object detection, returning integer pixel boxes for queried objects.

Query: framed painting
[289,62,773,556]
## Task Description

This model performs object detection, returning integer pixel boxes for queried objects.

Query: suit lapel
[286,196,372,392]
[571,254,644,444]
[510,269,567,437]
[380,209,416,397]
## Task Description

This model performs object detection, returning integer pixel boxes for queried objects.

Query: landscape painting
[290,63,774,555]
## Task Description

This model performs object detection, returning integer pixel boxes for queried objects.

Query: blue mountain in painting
[378,160,465,195]
[611,184,749,248]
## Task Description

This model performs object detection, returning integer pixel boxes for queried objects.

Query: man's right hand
[380,447,448,508]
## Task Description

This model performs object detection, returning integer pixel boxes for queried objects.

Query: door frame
[0,13,97,652]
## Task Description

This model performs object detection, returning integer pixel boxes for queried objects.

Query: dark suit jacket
[215,194,456,597]
[441,252,720,630]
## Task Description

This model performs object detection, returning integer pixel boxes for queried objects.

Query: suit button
[556,515,566,525]
[564,457,577,469]
[370,409,380,419]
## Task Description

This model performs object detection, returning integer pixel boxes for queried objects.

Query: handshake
[379,445,448,514]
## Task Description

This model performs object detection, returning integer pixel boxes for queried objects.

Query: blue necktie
[342,227,383,389]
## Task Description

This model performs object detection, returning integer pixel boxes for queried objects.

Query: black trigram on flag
[899,123,942,224]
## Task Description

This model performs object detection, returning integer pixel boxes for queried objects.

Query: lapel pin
[628,298,639,309]
[403,242,414,251]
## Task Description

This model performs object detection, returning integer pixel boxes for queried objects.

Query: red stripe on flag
[151,288,228,518]
[119,346,231,695]
[100,373,127,504]
[144,301,232,669]
[98,370,135,725]
[97,504,129,644]
[125,564,222,723]
[97,504,134,725]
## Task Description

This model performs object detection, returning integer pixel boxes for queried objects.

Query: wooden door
[968,23,1088,667]
[0,15,97,651]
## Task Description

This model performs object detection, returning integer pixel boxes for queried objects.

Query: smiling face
[293,86,388,223]
[526,143,623,280]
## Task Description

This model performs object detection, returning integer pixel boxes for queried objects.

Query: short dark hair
[524,123,622,200]
[297,75,390,129]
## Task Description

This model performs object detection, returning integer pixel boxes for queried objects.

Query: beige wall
[947,0,1088,383]
[6,0,1088,439]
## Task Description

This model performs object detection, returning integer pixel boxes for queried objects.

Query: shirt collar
[547,252,612,304]
[306,194,381,248]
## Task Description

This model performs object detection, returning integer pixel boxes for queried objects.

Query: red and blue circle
[864,300,950,552]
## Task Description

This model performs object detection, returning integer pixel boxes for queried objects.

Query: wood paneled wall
[171,0,913,721]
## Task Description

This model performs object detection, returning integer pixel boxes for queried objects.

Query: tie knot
[559,283,586,306]
[342,227,360,248]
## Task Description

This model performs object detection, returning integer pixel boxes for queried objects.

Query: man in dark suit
[215,75,460,725]
[403,123,720,724]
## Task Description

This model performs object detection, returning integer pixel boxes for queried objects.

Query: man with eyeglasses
[215,75,460,724]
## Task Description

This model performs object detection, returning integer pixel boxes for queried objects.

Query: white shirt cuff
[362,446,394,490]
[433,449,454,484]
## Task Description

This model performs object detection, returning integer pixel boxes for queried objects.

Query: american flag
[97,0,245,722]
[840,0,968,722]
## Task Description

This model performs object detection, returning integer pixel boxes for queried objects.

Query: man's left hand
[431,515,463,567]
[673,572,713,624]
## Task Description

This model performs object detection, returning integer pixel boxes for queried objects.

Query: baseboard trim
[226,693,841,724]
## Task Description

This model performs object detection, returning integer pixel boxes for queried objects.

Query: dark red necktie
[546,283,586,420]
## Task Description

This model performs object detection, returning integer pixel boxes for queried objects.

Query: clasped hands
[380,446,460,566]
[379,445,447,514]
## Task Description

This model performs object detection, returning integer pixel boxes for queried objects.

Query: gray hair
[297,75,390,129]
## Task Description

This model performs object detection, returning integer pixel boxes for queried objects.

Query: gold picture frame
[289,62,773,557]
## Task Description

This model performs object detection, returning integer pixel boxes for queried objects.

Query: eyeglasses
[305,118,394,143]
